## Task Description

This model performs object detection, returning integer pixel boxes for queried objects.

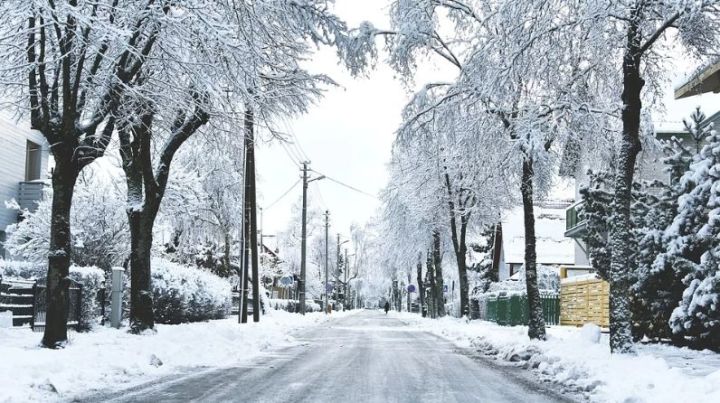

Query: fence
[0,277,82,331]
[475,292,560,326]
[0,278,35,327]
[559,276,609,327]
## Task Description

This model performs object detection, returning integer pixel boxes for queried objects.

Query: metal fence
[475,292,560,326]
[30,280,83,331]
[0,277,82,331]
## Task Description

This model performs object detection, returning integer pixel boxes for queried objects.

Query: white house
[495,199,576,281]
[0,114,50,258]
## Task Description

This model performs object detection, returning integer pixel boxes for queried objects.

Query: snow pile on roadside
[0,310,353,402]
[393,312,720,403]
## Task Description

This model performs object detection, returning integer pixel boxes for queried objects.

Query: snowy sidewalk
[0,310,354,402]
[393,312,720,403]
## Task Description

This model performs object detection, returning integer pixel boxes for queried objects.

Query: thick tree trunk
[521,158,546,340]
[417,254,425,317]
[42,159,78,348]
[433,230,446,317]
[609,44,644,354]
[128,210,155,332]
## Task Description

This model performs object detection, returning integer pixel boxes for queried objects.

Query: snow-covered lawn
[0,310,353,402]
[393,312,720,403]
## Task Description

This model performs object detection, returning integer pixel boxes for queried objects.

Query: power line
[311,181,328,210]
[264,179,301,210]
[311,170,377,198]
[278,140,302,168]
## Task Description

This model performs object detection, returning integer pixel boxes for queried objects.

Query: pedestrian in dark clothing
[384,301,390,315]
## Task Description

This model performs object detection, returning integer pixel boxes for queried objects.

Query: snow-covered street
[0,311,352,402]
[85,310,570,403]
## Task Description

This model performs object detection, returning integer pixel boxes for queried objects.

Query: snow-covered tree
[665,119,720,348]
[5,167,129,271]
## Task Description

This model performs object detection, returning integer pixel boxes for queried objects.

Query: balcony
[17,181,49,215]
[564,201,587,238]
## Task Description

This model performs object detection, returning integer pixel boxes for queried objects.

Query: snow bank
[0,310,353,402]
[393,313,720,402]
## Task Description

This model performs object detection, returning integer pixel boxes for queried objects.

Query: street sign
[407,284,416,293]
[280,276,294,286]
[326,282,334,292]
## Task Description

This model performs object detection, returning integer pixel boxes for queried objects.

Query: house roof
[675,59,720,99]
[501,202,575,265]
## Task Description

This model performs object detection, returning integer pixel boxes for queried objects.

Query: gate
[30,280,83,331]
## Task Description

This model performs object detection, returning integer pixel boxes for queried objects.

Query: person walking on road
[384,301,390,315]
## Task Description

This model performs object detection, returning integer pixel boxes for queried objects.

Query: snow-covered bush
[4,171,129,270]
[151,258,232,324]
[0,260,105,330]
[484,265,560,295]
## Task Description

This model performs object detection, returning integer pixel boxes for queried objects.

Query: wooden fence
[559,276,609,327]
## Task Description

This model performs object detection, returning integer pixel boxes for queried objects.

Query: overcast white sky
[256,0,438,241]
[256,0,720,243]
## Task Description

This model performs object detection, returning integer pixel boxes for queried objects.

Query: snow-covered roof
[674,58,720,99]
[501,202,575,265]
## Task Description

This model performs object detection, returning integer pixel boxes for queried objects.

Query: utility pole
[299,162,324,315]
[245,105,260,323]
[418,252,425,318]
[336,233,341,304]
[300,163,309,315]
[324,210,330,314]
[344,248,348,311]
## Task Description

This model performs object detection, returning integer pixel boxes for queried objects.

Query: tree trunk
[521,158,546,340]
[609,41,644,354]
[223,231,231,276]
[42,159,77,348]
[407,272,411,312]
[417,254,425,317]
[444,172,470,317]
[456,221,469,318]
[426,251,436,318]
[128,210,155,332]
[433,230,446,317]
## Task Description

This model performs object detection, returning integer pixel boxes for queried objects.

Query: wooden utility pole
[324,210,330,313]
[417,253,425,317]
[300,162,309,315]
[244,105,260,322]
[344,248,349,311]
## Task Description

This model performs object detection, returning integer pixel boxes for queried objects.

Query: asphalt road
[91,310,573,403]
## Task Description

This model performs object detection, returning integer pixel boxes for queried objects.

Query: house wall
[0,115,49,257]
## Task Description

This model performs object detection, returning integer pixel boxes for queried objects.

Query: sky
[256,0,441,242]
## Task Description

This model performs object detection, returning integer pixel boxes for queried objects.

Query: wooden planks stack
[560,277,609,328]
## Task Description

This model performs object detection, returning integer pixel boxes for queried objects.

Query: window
[25,140,42,181]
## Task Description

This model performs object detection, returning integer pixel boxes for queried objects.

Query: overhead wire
[310,169,377,198]
[264,179,301,210]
